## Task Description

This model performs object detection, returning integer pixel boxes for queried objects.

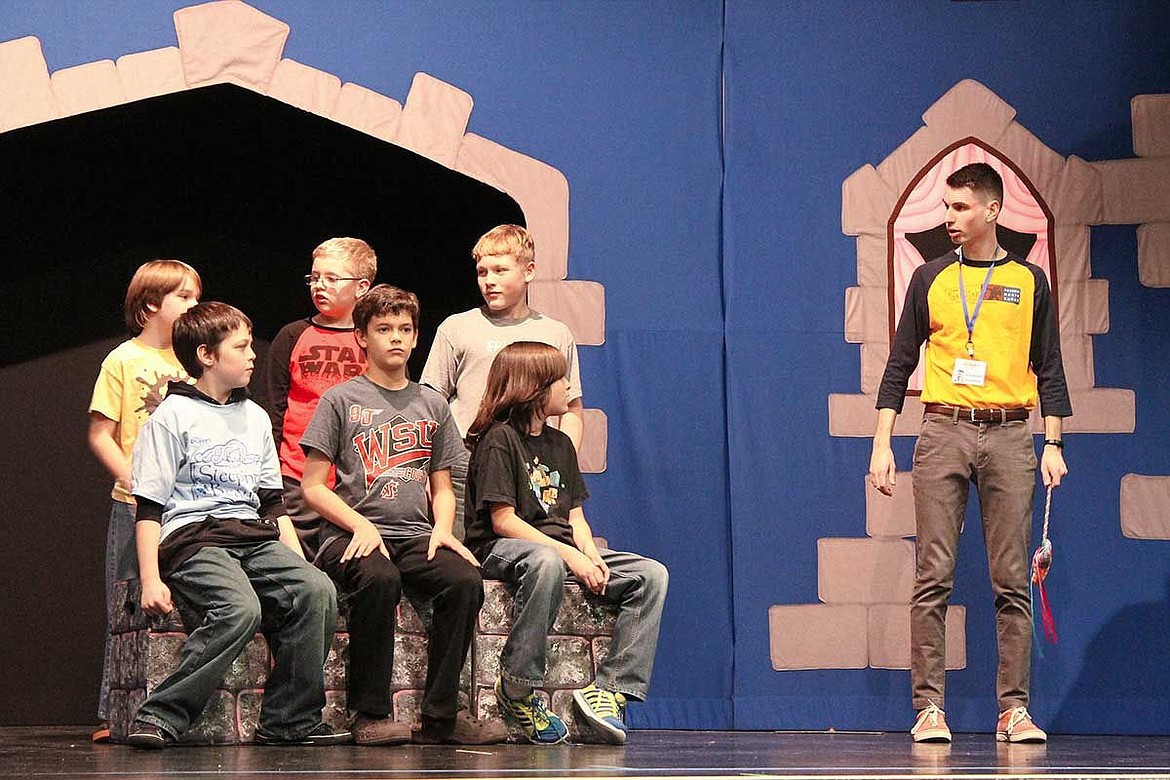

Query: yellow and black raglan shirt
[877,250,1072,418]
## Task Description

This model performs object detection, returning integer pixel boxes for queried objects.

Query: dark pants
[317,534,483,723]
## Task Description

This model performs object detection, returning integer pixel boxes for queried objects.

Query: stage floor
[2,727,1169,779]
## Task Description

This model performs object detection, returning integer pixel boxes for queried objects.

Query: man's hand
[869,444,897,496]
[140,577,174,616]
[342,519,389,562]
[1040,447,1068,487]
[427,527,480,567]
[564,548,606,595]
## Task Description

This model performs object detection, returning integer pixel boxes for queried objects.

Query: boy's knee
[448,565,485,606]
[218,594,263,637]
[525,546,566,583]
[643,558,669,593]
[304,566,339,611]
[352,555,402,602]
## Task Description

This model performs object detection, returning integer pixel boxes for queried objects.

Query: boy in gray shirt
[301,285,506,746]
[421,225,583,538]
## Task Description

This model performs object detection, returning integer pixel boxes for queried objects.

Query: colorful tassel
[1031,487,1058,644]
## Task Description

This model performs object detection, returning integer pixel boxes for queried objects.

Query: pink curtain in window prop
[891,144,1051,392]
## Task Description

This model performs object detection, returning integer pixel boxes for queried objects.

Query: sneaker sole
[996,730,1047,743]
[126,733,168,750]
[255,732,353,746]
[355,731,411,746]
[525,730,568,745]
[912,729,952,743]
[572,689,628,745]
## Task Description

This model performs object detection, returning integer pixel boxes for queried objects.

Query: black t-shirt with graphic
[464,422,589,556]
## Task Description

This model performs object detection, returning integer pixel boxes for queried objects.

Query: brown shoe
[996,707,1047,743]
[413,710,509,745]
[351,714,411,746]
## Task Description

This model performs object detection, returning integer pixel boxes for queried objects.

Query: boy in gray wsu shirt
[300,285,506,746]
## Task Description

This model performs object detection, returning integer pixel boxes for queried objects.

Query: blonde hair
[124,259,202,335]
[472,224,535,266]
[313,237,377,281]
[466,342,567,449]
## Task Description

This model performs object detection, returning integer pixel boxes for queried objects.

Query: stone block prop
[109,577,615,744]
[864,472,916,538]
[1120,473,1170,540]
[817,537,915,604]
[768,604,868,670]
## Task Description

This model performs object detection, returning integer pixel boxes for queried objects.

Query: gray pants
[910,413,1036,712]
[448,445,470,542]
[99,500,138,721]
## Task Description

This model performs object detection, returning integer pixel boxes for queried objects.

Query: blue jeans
[99,500,138,721]
[481,540,668,701]
[135,541,338,740]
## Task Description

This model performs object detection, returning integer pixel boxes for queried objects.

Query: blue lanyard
[957,247,997,358]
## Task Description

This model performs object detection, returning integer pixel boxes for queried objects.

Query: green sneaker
[572,683,628,745]
[494,677,568,745]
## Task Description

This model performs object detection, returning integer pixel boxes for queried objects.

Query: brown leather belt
[923,403,1030,423]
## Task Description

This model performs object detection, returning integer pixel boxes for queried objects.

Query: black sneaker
[254,722,352,746]
[127,720,173,750]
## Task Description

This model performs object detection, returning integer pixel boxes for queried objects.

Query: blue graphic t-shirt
[132,386,283,541]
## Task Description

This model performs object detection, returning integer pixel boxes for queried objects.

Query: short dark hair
[946,162,1003,205]
[172,302,252,378]
[353,284,420,332]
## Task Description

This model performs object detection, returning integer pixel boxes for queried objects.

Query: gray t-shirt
[300,376,464,548]
[419,307,582,436]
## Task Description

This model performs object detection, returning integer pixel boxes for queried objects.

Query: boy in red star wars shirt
[254,238,375,556]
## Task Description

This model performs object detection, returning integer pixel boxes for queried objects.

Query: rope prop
[1031,486,1058,644]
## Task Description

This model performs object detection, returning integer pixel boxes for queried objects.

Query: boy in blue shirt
[127,302,347,749]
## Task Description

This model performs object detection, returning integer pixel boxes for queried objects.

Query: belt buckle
[969,407,980,423]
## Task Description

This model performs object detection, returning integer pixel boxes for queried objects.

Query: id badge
[952,358,987,387]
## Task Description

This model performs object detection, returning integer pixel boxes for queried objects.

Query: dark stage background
[1,0,1168,734]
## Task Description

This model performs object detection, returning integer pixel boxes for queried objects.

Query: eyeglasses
[304,274,363,287]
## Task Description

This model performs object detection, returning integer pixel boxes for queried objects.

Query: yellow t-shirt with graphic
[89,338,188,503]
